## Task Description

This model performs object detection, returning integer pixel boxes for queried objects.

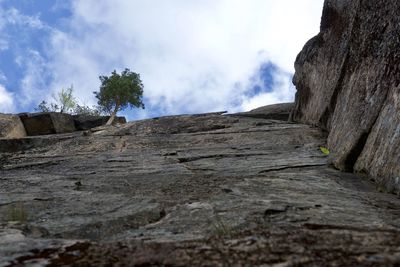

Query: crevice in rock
[303,223,399,233]
[177,155,224,163]
[258,164,327,174]
[2,159,64,170]
[264,206,288,217]
[177,152,295,163]
[318,52,349,131]
[187,127,301,136]
[317,1,362,130]
[345,73,392,173]
[343,132,369,172]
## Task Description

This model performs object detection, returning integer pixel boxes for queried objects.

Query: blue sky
[0,0,323,120]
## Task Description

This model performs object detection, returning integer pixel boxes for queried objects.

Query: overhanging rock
[73,115,127,130]
[19,112,76,136]
[0,114,27,139]
[290,0,400,192]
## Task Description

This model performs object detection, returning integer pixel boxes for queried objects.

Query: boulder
[72,115,127,131]
[19,112,76,136]
[290,0,400,192]
[0,114,27,139]
[231,103,294,121]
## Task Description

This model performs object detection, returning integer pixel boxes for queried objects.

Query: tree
[35,100,54,112]
[94,68,145,125]
[57,86,77,113]
[73,104,103,116]
[35,85,77,113]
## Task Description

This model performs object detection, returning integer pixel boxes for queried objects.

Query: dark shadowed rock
[1,112,400,265]
[290,0,400,192]
[19,112,76,136]
[0,114,27,139]
[73,115,127,130]
[231,103,294,121]
[0,133,78,153]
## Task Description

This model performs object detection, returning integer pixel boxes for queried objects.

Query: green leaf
[320,147,330,155]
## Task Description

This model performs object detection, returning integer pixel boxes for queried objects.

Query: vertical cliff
[290,0,400,192]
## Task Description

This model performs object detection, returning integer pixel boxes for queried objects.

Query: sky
[0,0,324,120]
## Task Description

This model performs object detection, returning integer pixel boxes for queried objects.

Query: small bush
[320,146,330,155]
[211,217,233,238]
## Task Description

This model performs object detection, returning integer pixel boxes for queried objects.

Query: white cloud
[19,49,53,107]
[0,5,8,52]
[4,8,45,29]
[20,0,324,117]
[0,84,14,113]
[0,39,8,51]
[0,4,52,111]
[240,72,295,111]
[0,71,6,82]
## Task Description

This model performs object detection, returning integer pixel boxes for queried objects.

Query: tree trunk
[106,110,117,126]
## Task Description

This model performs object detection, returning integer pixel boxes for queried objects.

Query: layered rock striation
[2,108,400,265]
[290,0,400,192]
[0,114,27,139]
[0,112,126,138]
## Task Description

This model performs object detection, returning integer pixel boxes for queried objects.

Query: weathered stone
[290,0,360,128]
[0,227,76,266]
[73,115,127,130]
[1,113,400,265]
[0,133,78,153]
[231,103,294,121]
[0,114,27,139]
[354,86,400,193]
[290,0,400,192]
[19,112,76,136]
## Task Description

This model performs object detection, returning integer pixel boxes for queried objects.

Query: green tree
[35,85,77,113]
[73,104,103,116]
[57,86,77,113]
[94,68,145,125]
[35,100,54,112]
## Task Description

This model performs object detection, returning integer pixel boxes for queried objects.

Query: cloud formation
[4,1,324,118]
[0,84,14,113]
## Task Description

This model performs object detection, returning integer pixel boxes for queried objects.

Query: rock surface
[230,103,294,121]
[0,114,27,139]
[1,110,400,266]
[73,115,127,130]
[290,0,400,192]
[19,112,76,136]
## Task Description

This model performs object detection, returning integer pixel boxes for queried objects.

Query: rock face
[2,108,400,265]
[0,114,27,139]
[290,0,400,192]
[12,112,127,137]
[230,103,294,121]
[73,115,127,130]
[19,112,76,136]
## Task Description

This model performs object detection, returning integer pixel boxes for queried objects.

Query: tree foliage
[36,100,56,113]
[57,86,77,113]
[36,86,102,116]
[94,68,145,125]
[36,85,77,113]
[73,104,102,116]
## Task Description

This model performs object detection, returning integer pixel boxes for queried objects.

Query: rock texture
[290,0,400,192]
[0,114,27,139]
[1,109,400,266]
[230,103,294,121]
[19,112,76,136]
[73,115,127,130]
[1,112,128,138]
